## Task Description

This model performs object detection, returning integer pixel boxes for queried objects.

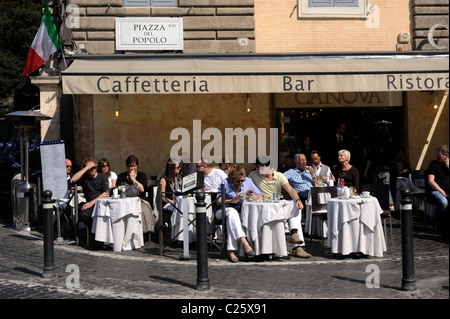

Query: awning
[61,52,449,94]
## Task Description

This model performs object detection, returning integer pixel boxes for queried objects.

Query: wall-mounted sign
[115,17,183,51]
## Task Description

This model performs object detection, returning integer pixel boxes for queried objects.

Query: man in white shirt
[196,159,227,192]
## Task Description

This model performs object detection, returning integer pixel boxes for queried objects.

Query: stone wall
[412,0,449,50]
[70,0,255,54]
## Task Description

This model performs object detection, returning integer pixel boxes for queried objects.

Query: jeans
[427,190,449,214]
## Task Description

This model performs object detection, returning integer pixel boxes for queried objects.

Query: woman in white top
[98,158,117,190]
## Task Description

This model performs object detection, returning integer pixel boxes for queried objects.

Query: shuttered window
[124,0,177,7]
[300,0,367,18]
[309,0,358,7]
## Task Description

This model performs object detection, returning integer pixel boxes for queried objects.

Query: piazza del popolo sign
[115,17,184,51]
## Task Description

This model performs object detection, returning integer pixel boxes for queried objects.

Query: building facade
[32,0,448,178]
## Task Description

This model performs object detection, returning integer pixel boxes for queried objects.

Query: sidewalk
[0,212,448,303]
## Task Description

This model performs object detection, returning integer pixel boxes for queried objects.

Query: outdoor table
[240,200,293,257]
[327,196,387,257]
[91,196,144,252]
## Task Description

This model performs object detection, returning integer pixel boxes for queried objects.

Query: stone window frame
[298,0,370,18]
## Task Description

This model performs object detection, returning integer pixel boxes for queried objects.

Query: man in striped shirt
[284,154,317,206]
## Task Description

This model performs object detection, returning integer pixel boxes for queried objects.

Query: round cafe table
[240,200,293,257]
[327,196,387,257]
[91,197,144,252]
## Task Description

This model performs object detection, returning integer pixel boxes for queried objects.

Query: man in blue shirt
[284,154,317,205]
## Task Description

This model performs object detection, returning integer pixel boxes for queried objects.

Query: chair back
[310,186,337,214]
[409,170,426,192]
[146,179,160,208]
[360,184,390,211]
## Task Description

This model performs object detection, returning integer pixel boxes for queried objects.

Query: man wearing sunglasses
[71,158,109,230]
[249,156,311,258]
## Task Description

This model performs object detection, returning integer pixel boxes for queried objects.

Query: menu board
[40,140,67,200]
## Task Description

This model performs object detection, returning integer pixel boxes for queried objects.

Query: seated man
[196,159,227,192]
[249,157,311,258]
[284,154,316,206]
[426,144,449,235]
[71,158,109,230]
[310,150,335,184]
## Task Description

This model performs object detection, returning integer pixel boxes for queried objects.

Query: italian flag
[23,4,61,78]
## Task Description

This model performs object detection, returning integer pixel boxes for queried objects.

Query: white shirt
[204,169,227,192]
[108,171,118,189]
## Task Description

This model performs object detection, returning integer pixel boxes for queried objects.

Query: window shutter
[151,0,177,6]
[124,0,151,6]
[308,0,334,7]
[334,0,358,7]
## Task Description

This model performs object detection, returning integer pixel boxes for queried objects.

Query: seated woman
[334,149,360,191]
[160,160,182,206]
[216,164,261,263]
[97,158,117,192]
[116,155,147,198]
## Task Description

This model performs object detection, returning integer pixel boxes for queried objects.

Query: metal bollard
[195,191,210,291]
[400,189,416,291]
[42,190,55,278]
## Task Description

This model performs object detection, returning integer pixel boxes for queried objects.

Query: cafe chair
[360,184,393,245]
[409,171,426,212]
[309,186,337,247]
[207,186,227,259]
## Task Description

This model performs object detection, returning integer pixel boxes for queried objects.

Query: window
[124,0,177,7]
[298,0,369,18]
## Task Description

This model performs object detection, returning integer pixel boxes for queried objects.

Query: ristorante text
[97,76,210,93]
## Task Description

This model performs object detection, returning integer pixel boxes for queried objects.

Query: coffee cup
[362,191,370,197]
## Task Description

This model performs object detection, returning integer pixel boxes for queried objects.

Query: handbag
[125,183,140,197]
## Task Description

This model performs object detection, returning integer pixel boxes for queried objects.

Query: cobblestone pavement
[0,212,448,307]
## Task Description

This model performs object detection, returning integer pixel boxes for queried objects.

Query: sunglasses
[128,164,137,167]
[237,178,246,183]
[101,164,110,168]
[66,165,72,168]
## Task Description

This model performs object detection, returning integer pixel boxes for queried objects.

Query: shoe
[288,233,304,244]
[229,253,239,263]
[292,247,311,258]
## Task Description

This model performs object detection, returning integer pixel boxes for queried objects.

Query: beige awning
[61,53,449,94]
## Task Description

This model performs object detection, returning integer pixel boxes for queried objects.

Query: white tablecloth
[91,197,144,252]
[327,196,387,257]
[240,200,293,256]
[164,195,213,242]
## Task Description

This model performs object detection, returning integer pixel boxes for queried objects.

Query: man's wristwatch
[295,199,301,202]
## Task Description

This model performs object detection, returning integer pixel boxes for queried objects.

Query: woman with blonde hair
[216,164,261,262]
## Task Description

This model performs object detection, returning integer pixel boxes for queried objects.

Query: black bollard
[42,190,55,278]
[195,191,210,291]
[400,188,416,291]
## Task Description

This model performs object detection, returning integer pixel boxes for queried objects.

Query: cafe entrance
[275,92,405,168]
